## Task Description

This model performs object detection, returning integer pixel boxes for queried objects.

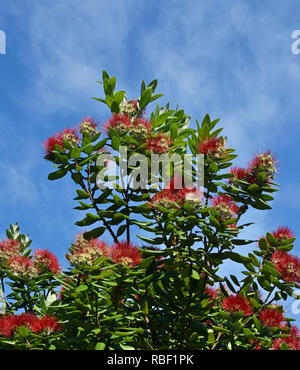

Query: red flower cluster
[43,127,80,156]
[146,133,173,153]
[271,250,300,283]
[79,116,99,135]
[271,226,295,241]
[0,238,20,262]
[120,99,139,117]
[259,308,286,328]
[104,113,131,133]
[0,313,62,337]
[150,176,203,209]
[198,137,226,158]
[249,150,278,179]
[0,237,60,278]
[211,194,239,221]
[258,226,295,250]
[104,113,152,139]
[272,326,300,350]
[68,234,109,267]
[8,256,38,278]
[68,235,142,268]
[110,242,142,267]
[34,250,61,275]
[229,150,278,185]
[221,294,253,316]
[229,166,249,183]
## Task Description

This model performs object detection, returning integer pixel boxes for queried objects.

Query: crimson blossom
[272,326,300,350]
[43,127,80,156]
[0,313,62,337]
[110,242,142,267]
[271,250,300,283]
[34,249,61,275]
[211,194,239,221]
[198,137,227,158]
[221,294,253,317]
[259,308,286,328]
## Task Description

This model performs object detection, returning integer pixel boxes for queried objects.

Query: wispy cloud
[21,0,144,115]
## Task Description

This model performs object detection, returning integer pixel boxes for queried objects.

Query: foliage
[0,71,299,350]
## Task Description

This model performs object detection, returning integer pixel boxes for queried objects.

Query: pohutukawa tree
[0,71,299,350]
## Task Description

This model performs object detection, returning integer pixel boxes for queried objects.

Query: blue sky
[0,0,300,322]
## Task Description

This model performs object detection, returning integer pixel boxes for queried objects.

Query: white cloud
[22,0,143,114]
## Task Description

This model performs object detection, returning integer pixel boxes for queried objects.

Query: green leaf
[95,342,106,350]
[188,138,198,156]
[92,138,108,152]
[253,316,262,330]
[232,239,256,246]
[136,234,162,245]
[277,244,294,252]
[139,87,152,110]
[191,270,200,280]
[280,342,290,350]
[48,168,68,181]
[230,274,240,287]
[247,184,260,194]
[207,329,215,345]
[83,227,106,239]
[111,136,120,151]
[76,189,90,199]
[258,237,268,250]
[70,147,81,159]
[251,198,272,210]
[76,285,88,292]
[113,194,127,207]
[243,328,255,339]
[266,232,278,247]
[114,90,125,104]
[17,326,29,338]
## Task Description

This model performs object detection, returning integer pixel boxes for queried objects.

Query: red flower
[204,286,218,300]
[271,251,300,283]
[0,313,62,337]
[146,133,173,153]
[104,113,132,133]
[31,315,62,334]
[34,249,61,275]
[250,339,262,350]
[151,175,203,209]
[212,194,239,220]
[221,294,253,316]
[272,226,294,241]
[68,234,109,267]
[272,326,300,350]
[110,242,142,267]
[120,99,139,117]
[177,186,203,207]
[8,256,38,278]
[43,128,79,156]
[150,189,181,209]
[229,167,248,183]
[259,308,286,328]
[79,116,99,135]
[0,239,20,261]
[248,150,278,180]
[131,117,152,137]
[0,313,37,337]
[198,137,226,158]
